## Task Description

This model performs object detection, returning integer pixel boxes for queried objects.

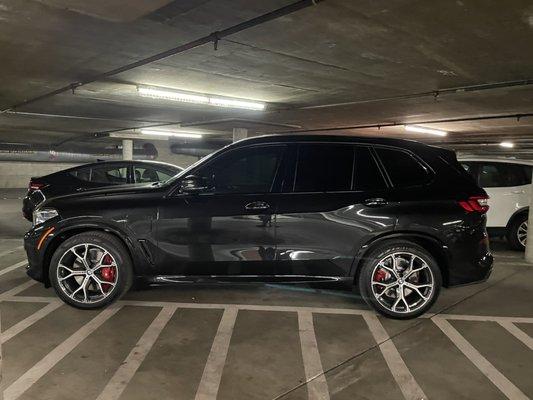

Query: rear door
[274,143,396,279]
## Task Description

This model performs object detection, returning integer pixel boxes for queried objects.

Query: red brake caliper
[99,254,116,292]
[374,268,387,283]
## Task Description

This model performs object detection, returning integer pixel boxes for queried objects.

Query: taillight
[458,196,489,213]
[29,181,45,191]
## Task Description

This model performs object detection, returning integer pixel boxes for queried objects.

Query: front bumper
[24,226,49,283]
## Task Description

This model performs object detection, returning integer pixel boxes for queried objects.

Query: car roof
[68,159,181,171]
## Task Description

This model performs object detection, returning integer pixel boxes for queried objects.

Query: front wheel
[358,241,442,319]
[49,231,133,309]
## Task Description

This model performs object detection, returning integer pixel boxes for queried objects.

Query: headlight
[33,208,59,226]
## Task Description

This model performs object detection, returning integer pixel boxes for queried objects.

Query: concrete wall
[0,142,201,188]
[0,161,81,188]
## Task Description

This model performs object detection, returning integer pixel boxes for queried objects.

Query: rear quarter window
[374,147,430,187]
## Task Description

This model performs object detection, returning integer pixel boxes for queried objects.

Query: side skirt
[145,275,352,285]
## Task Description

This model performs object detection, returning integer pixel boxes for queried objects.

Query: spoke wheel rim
[370,252,434,314]
[57,243,119,304]
[517,221,528,247]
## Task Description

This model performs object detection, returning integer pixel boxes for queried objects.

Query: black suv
[24,135,493,319]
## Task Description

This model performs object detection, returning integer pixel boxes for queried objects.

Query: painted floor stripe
[95,305,177,400]
[0,281,36,301]
[194,307,238,400]
[298,311,330,400]
[1,302,62,344]
[497,321,533,351]
[0,246,24,259]
[0,260,27,277]
[363,314,427,400]
[432,317,528,400]
[3,305,122,400]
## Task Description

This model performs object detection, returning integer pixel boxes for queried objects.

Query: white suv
[459,158,532,250]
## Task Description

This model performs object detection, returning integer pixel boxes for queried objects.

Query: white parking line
[95,305,177,400]
[0,281,36,301]
[3,305,123,400]
[0,246,24,258]
[195,307,238,400]
[497,321,533,351]
[0,260,27,277]
[363,314,427,400]
[298,311,330,400]
[432,317,528,400]
[1,301,62,344]
[1,304,3,400]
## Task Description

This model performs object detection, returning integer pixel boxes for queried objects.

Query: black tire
[507,214,528,251]
[49,231,133,309]
[358,241,442,319]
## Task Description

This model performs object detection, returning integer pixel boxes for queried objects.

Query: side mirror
[180,175,209,194]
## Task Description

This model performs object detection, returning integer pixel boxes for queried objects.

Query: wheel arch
[351,232,450,287]
[506,207,528,230]
[41,224,137,287]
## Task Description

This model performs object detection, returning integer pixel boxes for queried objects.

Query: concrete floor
[1,191,532,400]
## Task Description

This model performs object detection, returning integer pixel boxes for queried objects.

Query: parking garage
[1,1,533,399]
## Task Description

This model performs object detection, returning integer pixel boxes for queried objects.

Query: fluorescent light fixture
[138,87,209,105]
[499,141,514,148]
[137,86,266,111]
[404,125,447,136]
[140,129,202,139]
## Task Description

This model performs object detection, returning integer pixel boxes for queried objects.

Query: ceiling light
[137,86,266,111]
[138,87,209,105]
[140,129,202,139]
[404,125,447,137]
[499,141,514,148]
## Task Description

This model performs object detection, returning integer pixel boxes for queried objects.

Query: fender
[506,207,528,229]
[349,230,451,283]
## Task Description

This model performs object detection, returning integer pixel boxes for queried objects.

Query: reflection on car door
[274,143,396,279]
[154,144,286,277]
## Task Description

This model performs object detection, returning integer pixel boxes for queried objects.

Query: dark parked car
[24,135,493,319]
[22,160,182,221]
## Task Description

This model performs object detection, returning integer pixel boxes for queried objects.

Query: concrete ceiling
[0,0,533,156]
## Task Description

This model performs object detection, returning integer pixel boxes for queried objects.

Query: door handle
[364,197,388,207]
[245,201,270,211]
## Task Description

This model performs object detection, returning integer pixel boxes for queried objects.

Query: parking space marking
[1,301,62,344]
[3,304,123,400]
[95,305,177,400]
[0,246,24,259]
[195,307,238,400]
[298,311,330,400]
[497,321,533,351]
[432,317,528,400]
[0,260,27,277]
[0,281,36,301]
[363,314,427,400]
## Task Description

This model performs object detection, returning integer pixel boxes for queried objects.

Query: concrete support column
[122,139,133,161]
[525,175,533,263]
[233,128,248,143]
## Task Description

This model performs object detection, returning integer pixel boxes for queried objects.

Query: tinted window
[294,144,354,192]
[354,147,387,191]
[199,145,284,194]
[375,148,429,187]
[478,163,530,188]
[133,166,175,183]
[70,165,128,184]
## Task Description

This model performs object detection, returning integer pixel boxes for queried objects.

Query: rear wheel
[358,241,442,319]
[507,214,527,251]
[49,231,133,309]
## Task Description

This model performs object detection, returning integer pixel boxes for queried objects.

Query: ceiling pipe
[1,0,324,113]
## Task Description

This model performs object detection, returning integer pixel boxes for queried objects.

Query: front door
[154,144,286,277]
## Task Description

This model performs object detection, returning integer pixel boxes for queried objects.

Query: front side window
[375,147,429,187]
[134,166,175,183]
[478,163,530,188]
[294,144,354,192]
[197,145,285,194]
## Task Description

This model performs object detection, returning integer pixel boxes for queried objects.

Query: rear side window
[354,147,387,191]
[294,144,354,192]
[478,163,531,187]
[70,165,128,184]
[375,147,429,187]
[133,165,175,183]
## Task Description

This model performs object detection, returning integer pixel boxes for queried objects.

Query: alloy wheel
[370,252,435,314]
[518,221,528,248]
[57,243,119,304]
